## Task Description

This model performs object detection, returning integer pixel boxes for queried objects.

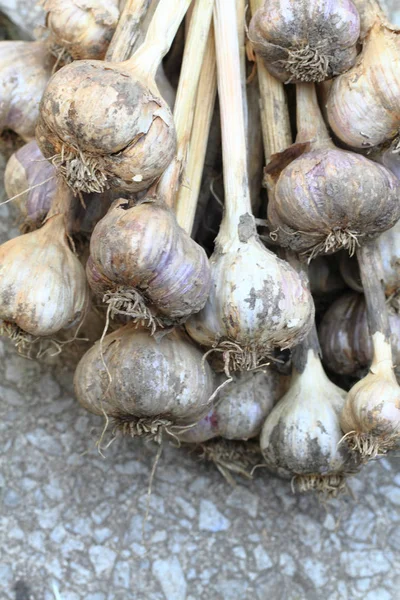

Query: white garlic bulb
[0,214,89,337]
[260,342,357,494]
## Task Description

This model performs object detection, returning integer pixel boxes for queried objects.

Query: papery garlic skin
[327,22,400,149]
[249,0,360,84]
[0,215,89,336]
[341,333,400,447]
[269,148,400,257]
[0,41,55,141]
[186,229,315,360]
[88,198,211,319]
[5,141,56,230]
[260,350,352,480]
[36,60,176,194]
[44,0,119,61]
[179,369,289,443]
[74,325,215,425]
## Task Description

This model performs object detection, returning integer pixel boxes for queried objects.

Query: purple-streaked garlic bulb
[0,41,55,141]
[308,256,345,296]
[249,0,360,84]
[74,324,215,439]
[260,327,359,495]
[268,83,400,259]
[43,0,120,62]
[87,197,211,323]
[186,0,314,372]
[4,140,56,231]
[36,0,192,195]
[327,15,400,151]
[0,180,89,345]
[178,369,290,444]
[319,291,400,377]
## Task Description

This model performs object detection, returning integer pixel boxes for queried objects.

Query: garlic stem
[156,0,214,208]
[106,0,150,62]
[291,324,321,374]
[249,0,292,160]
[175,27,217,234]
[126,0,192,84]
[357,239,392,345]
[236,0,248,135]
[214,0,252,241]
[296,83,332,147]
[46,178,75,228]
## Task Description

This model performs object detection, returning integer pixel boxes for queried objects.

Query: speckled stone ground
[1,2,400,599]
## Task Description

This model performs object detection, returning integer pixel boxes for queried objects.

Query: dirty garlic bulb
[74,324,215,439]
[186,1,314,372]
[43,0,120,61]
[178,369,290,444]
[341,240,400,459]
[0,180,89,346]
[0,41,55,141]
[248,0,360,84]
[36,0,192,195]
[327,13,400,150]
[260,327,358,495]
[268,82,400,259]
[5,140,56,231]
[319,291,400,377]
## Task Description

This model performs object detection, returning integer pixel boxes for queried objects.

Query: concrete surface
[1,2,400,599]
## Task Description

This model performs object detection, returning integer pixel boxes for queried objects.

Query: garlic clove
[0,215,89,337]
[74,324,216,430]
[249,0,360,84]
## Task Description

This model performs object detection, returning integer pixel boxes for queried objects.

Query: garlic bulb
[249,0,360,84]
[341,239,400,458]
[44,0,120,61]
[327,19,400,150]
[0,190,89,339]
[186,0,314,371]
[319,291,400,377]
[5,140,56,231]
[178,369,290,444]
[74,324,215,436]
[260,329,358,494]
[376,147,400,180]
[268,83,400,259]
[36,0,192,195]
[87,197,211,321]
[0,41,55,141]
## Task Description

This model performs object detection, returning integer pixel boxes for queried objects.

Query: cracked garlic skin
[88,198,211,319]
[5,141,56,231]
[341,333,400,450]
[0,41,55,141]
[327,21,400,149]
[260,350,354,482]
[179,369,290,443]
[249,0,360,84]
[0,215,89,336]
[44,0,119,61]
[186,216,314,361]
[269,148,400,258]
[36,59,176,194]
[74,325,215,426]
